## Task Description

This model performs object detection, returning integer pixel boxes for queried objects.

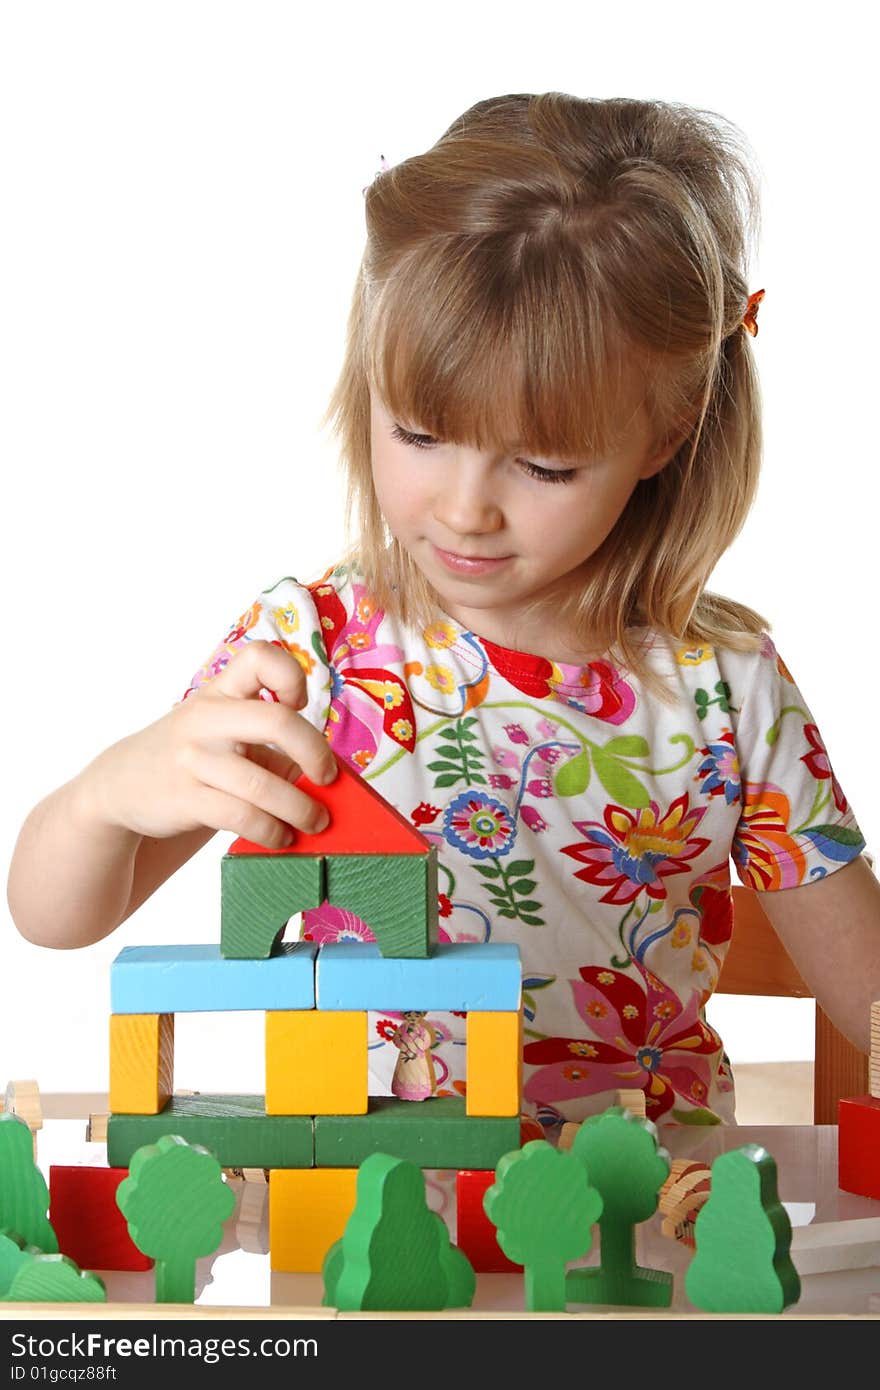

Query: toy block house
[106,758,524,1272]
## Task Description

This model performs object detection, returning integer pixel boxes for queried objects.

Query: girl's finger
[181,695,337,787]
[188,784,300,851]
[183,746,329,835]
[209,640,308,707]
[245,743,301,783]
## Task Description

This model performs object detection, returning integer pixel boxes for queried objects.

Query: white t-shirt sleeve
[179,575,332,736]
[729,633,865,891]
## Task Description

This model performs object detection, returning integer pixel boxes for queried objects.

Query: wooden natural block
[870,1000,880,1100]
[616,1089,647,1118]
[838,1094,880,1199]
[111,942,318,1010]
[323,851,437,959]
[686,1144,800,1313]
[107,1095,314,1169]
[221,855,326,959]
[109,1013,174,1115]
[4,1080,42,1130]
[465,1011,522,1117]
[266,1011,368,1115]
[455,1169,522,1273]
[314,1097,521,1170]
[322,1153,475,1310]
[269,1168,358,1272]
[316,941,522,1011]
[228,756,431,857]
[657,1159,712,1246]
[49,1166,153,1272]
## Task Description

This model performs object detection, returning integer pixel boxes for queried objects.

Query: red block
[49,1165,153,1272]
[456,1169,522,1274]
[838,1095,880,1200]
[228,756,431,857]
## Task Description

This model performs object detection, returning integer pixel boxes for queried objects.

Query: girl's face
[369,388,676,657]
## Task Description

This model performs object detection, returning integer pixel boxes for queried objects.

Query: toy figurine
[390,1011,437,1101]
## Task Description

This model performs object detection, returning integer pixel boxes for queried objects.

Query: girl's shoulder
[649,627,781,689]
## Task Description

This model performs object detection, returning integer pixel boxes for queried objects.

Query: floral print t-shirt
[182,560,866,1131]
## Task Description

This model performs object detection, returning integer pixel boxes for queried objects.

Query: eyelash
[389,423,576,485]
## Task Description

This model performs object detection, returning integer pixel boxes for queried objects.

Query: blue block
[111,943,318,1014]
[316,942,522,1011]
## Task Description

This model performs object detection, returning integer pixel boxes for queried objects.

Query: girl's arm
[7,641,336,950]
[6,779,216,949]
[753,852,880,1055]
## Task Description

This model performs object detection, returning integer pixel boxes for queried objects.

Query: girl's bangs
[364,241,654,463]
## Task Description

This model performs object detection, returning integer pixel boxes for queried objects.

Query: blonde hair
[319,91,770,704]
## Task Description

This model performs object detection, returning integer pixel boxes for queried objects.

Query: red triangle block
[228,755,430,857]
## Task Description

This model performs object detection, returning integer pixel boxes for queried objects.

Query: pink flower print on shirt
[522,961,722,1122]
[560,794,711,905]
[521,806,550,834]
[308,578,416,767]
[504,723,530,745]
[301,903,376,945]
[526,776,553,799]
[801,723,849,814]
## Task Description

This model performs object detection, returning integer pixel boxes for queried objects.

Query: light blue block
[316,941,522,1011]
[111,943,318,1014]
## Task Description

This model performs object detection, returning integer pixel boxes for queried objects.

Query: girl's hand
[83,640,337,849]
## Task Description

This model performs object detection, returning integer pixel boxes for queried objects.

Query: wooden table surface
[3,1096,879,1320]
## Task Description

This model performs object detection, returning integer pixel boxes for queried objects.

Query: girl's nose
[432,457,504,537]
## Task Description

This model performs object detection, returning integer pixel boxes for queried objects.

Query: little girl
[9,92,880,1129]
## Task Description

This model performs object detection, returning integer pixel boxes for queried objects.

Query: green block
[221,853,325,959]
[107,1096,314,1169]
[315,1097,520,1169]
[324,850,438,958]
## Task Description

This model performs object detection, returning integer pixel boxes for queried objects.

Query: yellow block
[109,1013,174,1114]
[266,1010,367,1115]
[465,1010,522,1116]
[270,1168,358,1272]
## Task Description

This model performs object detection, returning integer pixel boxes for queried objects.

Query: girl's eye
[391,424,434,450]
[389,423,576,485]
[520,460,576,485]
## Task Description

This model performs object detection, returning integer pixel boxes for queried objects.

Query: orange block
[270,1168,358,1272]
[465,1011,522,1116]
[266,1010,367,1115]
[109,1014,174,1114]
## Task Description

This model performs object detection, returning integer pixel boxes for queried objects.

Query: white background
[2,1,875,1092]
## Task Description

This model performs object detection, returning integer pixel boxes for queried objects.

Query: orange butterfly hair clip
[741,288,765,337]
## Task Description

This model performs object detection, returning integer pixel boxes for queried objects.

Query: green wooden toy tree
[0,1112,57,1253]
[0,1231,29,1296]
[685,1144,801,1313]
[322,1151,475,1311]
[566,1106,672,1307]
[115,1134,235,1303]
[2,1250,106,1303]
[483,1140,603,1311]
